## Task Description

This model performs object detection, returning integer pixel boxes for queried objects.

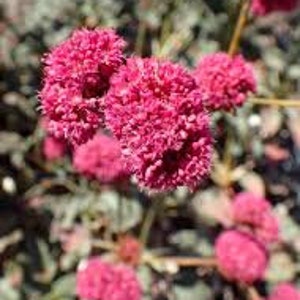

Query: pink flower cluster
[76,257,141,300]
[39,27,259,191]
[106,57,213,191]
[215,230,268,284]
[268,283,300,300]
[251,0,298,16]
[40,28,126,145]
[43,135,67,161]
[73,133,126,183]
[40,117,68,161]
[232,192,279,244]
[193,52,256,111]
[215,192,280,284]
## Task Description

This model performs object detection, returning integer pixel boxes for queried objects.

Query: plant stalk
[250,97,300,107]
[155,257,217,268]
[139,196,161,246]
[135,22,147,55]
[228,0,251,56]
[247,286,262,300]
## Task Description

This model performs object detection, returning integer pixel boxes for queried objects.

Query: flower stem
[135,0,150,55]
[118,194,123,236]
[135,21,147,55]
[223,126,234,180]
[250,97,300,107]
[219,113,236,188]
[0,230,23,253]
[91,238,217,268]
[247,286,262,300]
[139,196,161,246]
[155,257,217,268]
[91,239,116,251]
[92,239,217,268]
[24,178,81,198]
[228,0,251,56]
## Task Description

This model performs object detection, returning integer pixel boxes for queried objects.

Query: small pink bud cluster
[76,257,141,300]
[215,192,279,284]
[73,133,127,183]
[193,52,256,111]
[117,235,142,267]
[43,135,67,161]
[251,0,298,16]
[40,117,68,161]
[215,230,268,284]
[268,283,300,300]
[232,192,279,244]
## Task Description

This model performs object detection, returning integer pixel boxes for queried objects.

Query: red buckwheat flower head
[106,264,142,300]
[40,28,126,145]
[258,213,280,244]
[105,57,213,191]
[233,192,279,244]
[251,0,298,16]
[43,135,67,161]
[215,230,268,284]
[40,82,104,145]
[193,52,256,111]
[76,257,141,300]
[268,283,300,300]
[76,257,114,300]
[73,133,127,183]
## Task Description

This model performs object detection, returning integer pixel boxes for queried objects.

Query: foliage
[0,0,300,299]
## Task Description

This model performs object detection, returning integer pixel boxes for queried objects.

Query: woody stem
[250,97,300,107]
[228,0,251,56]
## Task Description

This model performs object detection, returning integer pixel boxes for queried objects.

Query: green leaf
[169,230,199,251]
[173,282,213,300]
[191,188,233,226]
[0,280,20,300]
[34,240,57,283]
[0,132,23,155]
[265,252,297,283]
[137,265,153,294]
[97,191,143,232]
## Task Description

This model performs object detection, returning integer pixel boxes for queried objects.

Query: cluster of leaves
[0,0,300,299]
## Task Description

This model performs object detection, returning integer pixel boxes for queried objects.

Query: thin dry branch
[250,98,300,107]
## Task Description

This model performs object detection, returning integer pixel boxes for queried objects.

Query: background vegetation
[0,0,300,299]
